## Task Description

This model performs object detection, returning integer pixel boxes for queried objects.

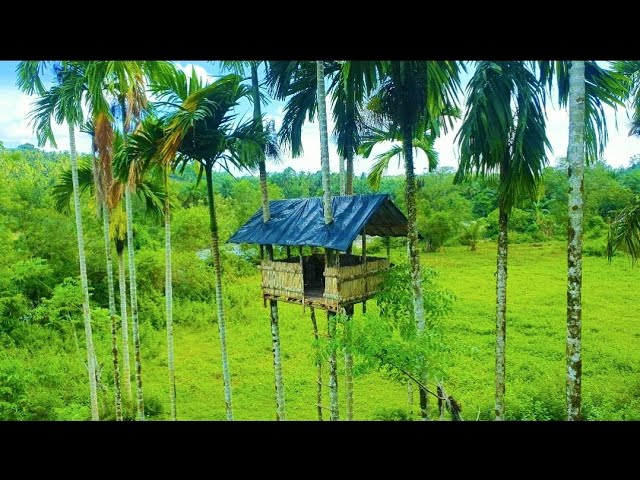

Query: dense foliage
[1,143,638,419]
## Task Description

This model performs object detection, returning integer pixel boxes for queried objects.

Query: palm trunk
[270,295,285,420]
[121,100,144,421]
[317,60,333,224]
[251,64,271,224]
[339,156,346,195]
[117,249,133,406]
[253,65,286,420]
[68,124,99,420]
[402,122,428,419]
[164,171,177,421]
[102,204,122,421]
[567,60,585,421]
[310,307,323,421]
[125,187,144,420]
[327,310,339,421]
[495,202,508,420]
[346,150,354,196]
[318,60,338,420]
[344,305,354,420]
[205,163,234,420]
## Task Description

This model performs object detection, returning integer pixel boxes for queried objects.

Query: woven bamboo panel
[260,259,303,298]
[337,257,389,302]
[259,255,389,310]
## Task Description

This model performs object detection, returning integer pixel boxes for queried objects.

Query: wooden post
[266,244,285,420]
[286,246,291,258]
[386,235,390,259]
[259,244,264,260]
[362,230,367,314]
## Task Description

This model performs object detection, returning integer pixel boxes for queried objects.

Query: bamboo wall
[326,256,389,304]
[260,254,390,309]
[260,258,303,298]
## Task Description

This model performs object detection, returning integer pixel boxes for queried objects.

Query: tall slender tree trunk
[346,150,354,196]
[402,121,428,419]
[205,163,234,420]
[327,310,339,421]
[318,59,339,420]
[125,188,144,420]
[117,249,133,406]
[310,308,323,421]
[102,204,122,421]
[495,200,508,420]
[567,60,585,421]
[317,60,333,224]
[270,290,285,420]
[68,124,99,420]
[339,156,346,195]
[164,172,177,421]
[251,64,271,224]
[344,305,354,420]
[253,64,286,420]
[121,102,144,420]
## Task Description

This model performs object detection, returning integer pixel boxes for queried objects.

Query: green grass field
[134,240,640,420]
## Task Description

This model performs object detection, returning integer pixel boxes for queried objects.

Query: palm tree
[53,133,165,418]
[539,61,627,420]
[119,117,179,419]
[220,61,286,420]
[267,61,381,196]
[110,206,132,405]
[455,61,550,420]
[17,61,100,420]
[152,67,265,420]
[565,61,586,422]
[366,61,462,419]
[95,60,173,421]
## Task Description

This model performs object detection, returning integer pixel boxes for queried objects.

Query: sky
[1,60,640,176]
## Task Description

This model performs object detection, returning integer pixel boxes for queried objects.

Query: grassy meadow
[130,241,639,421]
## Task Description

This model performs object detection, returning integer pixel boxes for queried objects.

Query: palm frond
[608,196,640,263]
[52,158,94,214]
[456,61,549,211]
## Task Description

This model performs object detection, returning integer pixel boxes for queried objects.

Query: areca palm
[366,60,462,419]
[267,61,381,196]
[220,61,286,420]
[455,61,550,420]
[118,116,179,419]
[107,61,173,420]
[53,137,165,418]
[538,60,627,420]
[152,68,265,420]
[17,61,100,420]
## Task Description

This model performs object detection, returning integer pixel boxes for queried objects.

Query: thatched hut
[229,194,409,312]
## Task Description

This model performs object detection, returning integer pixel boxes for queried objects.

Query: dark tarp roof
[228,194,409,251]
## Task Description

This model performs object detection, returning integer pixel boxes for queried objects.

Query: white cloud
[0,88,92,153]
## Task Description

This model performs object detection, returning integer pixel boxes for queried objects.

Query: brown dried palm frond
[94,111,115,199]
